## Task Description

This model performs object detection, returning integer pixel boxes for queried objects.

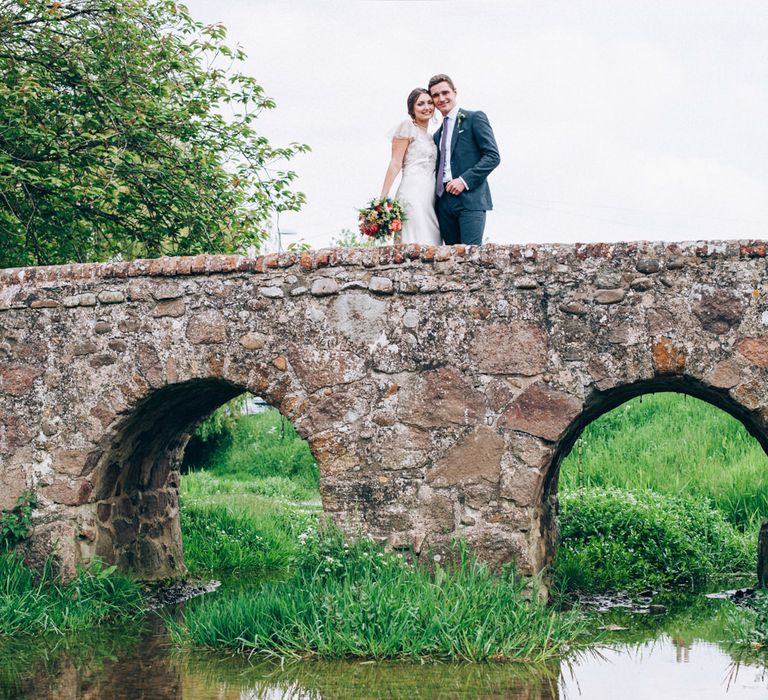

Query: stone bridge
[2,241,768,583]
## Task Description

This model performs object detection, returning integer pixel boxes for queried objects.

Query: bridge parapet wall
[2,240,768,581]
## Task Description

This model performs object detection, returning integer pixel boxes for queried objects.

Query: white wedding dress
[392,120,441,245]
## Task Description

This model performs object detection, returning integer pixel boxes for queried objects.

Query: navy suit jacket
[434,109,500,211]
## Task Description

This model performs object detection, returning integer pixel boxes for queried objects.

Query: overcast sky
[183,0,768,249]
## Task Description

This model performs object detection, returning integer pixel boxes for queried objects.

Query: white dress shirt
[440,106,468,190]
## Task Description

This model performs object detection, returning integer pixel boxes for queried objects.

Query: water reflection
[2,616,180,700]
[3,600,768,699]
[182,654,560,700]
[561,640,768,700]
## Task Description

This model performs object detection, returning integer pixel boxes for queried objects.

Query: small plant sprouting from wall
[1,492,37,549]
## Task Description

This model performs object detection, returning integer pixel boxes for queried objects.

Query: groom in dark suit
[429,74,500,245]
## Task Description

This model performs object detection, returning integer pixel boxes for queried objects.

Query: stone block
[594,289,625,304]
[693,290,744,334]
[705,358,744,388]
[398,367,485,428]
[97,291,124,304]
[653,337,686,374]
[288,346,366,393]
[426,426,503,487]
[259,286,284,299]
[186,309,227,344]
[369,276,394,294]
[152,299,186,317]
[239,332,266,350]
[500,467,542,507]
[499,383,582,442]
[736,337,768,368]
[471,322,548,375]
[0,364,43,396]
[311,278,339,296]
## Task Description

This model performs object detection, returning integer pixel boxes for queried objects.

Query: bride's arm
[380,138,409,197]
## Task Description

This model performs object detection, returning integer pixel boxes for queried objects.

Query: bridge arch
[88,379,243,576]
[538,375,768,577]
[2,241,768,580]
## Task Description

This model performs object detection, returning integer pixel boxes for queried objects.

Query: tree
[0,0,309,267]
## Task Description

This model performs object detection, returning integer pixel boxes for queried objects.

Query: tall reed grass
[726,589,768,650]
[172,527,586,662]
[0,552,143,636]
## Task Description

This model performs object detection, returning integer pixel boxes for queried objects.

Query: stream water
[2,587,767,699]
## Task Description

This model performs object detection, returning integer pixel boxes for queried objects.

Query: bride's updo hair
[407,88,430,119]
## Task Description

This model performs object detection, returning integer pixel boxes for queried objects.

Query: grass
[560,392,768,529]
[726,589,768,650]
[554,487,753,593]
[171,525,586,662]
[186,408,320,493]
[177,406,590,662]
[183,469,319,503]
[554,393,765,594]
[180,496,317,575]
[0,552,143,636]
[180,405,322,575]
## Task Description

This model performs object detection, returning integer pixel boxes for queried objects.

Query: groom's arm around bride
[429,73,500,246]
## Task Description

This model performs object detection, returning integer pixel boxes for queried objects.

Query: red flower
[390,219,402,232]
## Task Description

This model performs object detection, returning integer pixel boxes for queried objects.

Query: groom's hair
[428,74,456,92]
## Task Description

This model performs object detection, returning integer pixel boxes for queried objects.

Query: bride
[380,88,441,245]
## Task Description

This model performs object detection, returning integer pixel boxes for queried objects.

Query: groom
[429,74,500,245]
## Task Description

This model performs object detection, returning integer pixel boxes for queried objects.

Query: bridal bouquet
[358,197,406,240]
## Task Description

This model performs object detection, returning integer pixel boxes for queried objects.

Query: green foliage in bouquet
[358,197,406,240]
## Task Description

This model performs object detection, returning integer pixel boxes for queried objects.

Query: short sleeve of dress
[390,120,414,141]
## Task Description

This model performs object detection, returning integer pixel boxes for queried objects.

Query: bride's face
[412,94,435,123]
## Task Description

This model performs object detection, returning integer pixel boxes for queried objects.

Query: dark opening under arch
[88,378,246,577]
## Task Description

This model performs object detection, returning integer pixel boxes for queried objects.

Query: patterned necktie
[435,116,449,197]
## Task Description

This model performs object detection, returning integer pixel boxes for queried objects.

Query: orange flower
[390,219,402,232]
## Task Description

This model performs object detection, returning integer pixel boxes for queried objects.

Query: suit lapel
[450,111,465,156]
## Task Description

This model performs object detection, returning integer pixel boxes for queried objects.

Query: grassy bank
[0,553,143,636]
[181,397,763,599]
[7,391,765,658]
[180,471,318,575]
[560,392,768,529]
[184,408,319,494]
[177,414,587,661]
[172,526,585,662]
[0,490,144,639]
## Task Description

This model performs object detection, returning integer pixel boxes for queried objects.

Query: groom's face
[430,81,457,117]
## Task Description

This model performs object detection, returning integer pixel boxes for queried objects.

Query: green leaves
[0,0,308,266]
[0,491,37,549]
[555,487,753,593]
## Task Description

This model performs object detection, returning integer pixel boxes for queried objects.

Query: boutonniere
[457,112,465,128]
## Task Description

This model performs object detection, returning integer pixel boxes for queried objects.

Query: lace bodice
[392,120,437,177]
